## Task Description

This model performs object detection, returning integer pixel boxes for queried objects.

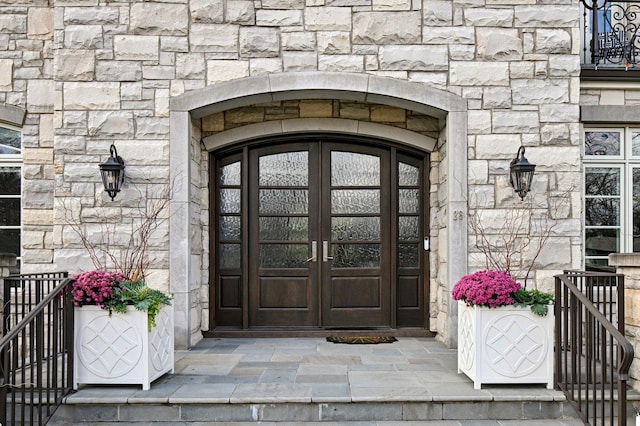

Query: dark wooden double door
[213,138,428,330]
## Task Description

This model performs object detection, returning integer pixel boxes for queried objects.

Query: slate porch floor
[54,337,591,424]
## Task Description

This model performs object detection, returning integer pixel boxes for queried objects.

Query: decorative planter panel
[74,305,174,390]
[458,301,554,389]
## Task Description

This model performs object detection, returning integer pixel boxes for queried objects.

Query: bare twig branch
[468,193,568,286]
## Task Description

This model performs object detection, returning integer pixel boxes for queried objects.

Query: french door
[213,137,428,330]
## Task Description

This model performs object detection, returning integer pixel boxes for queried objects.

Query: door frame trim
[170,72,468,349]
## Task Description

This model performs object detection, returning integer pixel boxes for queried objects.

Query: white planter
[457,301,554,389]
[73,304,174,390]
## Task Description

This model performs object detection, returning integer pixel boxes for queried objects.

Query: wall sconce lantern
[509,146,536,200]
[99,144,125,201]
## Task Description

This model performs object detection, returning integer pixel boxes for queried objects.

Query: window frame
[0,123,22,273]
[584,126,640,270]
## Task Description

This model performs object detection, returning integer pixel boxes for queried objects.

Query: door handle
[323,241,334,262]
[307,241,317,262]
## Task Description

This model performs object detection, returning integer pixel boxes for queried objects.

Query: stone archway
[170,72,468,349]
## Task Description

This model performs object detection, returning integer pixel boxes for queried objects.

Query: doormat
[326,336,397,344]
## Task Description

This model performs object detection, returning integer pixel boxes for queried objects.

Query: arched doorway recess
[211,134,430,331]
[170,72,468,348]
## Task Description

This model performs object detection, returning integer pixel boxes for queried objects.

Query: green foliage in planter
[108,280,172,330]
[512,288,554,316]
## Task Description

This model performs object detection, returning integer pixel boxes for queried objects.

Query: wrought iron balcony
[581,0,640,74]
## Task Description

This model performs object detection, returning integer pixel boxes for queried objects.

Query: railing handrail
[556,273,634,377]
[0,277,73,348]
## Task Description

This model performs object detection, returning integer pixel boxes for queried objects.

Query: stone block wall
[1,0,584,341]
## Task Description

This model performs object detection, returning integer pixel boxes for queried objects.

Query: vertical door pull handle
[307,241,317,262]
[323,241,334,262]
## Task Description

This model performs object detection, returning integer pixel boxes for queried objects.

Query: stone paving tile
[424,382,493,401]
[169,383,236,403]
[412,369,474,383]
[203,374,260,384]
[155,374,208,385]
[348,370,424,388]
[259,368,297,383]
[311,383,351,402]
[176,364,235,375]
[347,363,396,371]
[228,366,266,376]
[298,363,348,375]
[64,386,138,403]
[301,354,362,364]
[230,383,313,403]
[128,383,182,403]
[296,374,349,384]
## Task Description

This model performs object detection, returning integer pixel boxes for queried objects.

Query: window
[584,128,640,271]
[0,125,21,274]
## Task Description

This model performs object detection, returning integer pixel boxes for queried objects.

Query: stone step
[49,399,580,424]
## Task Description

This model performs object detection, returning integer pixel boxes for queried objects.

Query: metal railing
[555,271,634,426]
[0,274,75,426]
[3,273,69,335]
[580,0,640,70]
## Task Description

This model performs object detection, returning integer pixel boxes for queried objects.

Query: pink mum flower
[452,270,521,308]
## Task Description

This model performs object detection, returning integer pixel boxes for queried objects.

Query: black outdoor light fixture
[99,143,125,201]
[509,146,536,200]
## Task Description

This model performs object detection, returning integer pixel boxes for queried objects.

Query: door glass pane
[332,244,380,268]
[585,198,620,226]
[586,229,619,256]
[219,243,241,269]
[585,131,621,156]
[399,243,419,267]
[399,162,419,186]
[331,152,379,186]
[399,216,419,240]
[332,189,380,214]
[0,229,19,257]
[259,217,308,241]
[0,199,21,226]
[585,168,620,196]
[219,161,240,186]
[332,217,380,241]
[259,244,307,268]
[219,216,241,241]
[0,167,20,195]
[259,152,308,186]
[220,189,241,213]
[399,189,419,214]
[259,189,308,214]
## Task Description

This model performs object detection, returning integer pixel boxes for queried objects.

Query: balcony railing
[581,0,640,71]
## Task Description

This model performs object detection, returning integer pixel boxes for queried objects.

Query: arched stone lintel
[172,72,466,120]
[169,72,468,349]
[203,118,438,153]
[0,104,26,127]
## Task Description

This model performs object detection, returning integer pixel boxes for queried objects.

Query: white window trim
[0,123,22,271]
[584,126,640,268]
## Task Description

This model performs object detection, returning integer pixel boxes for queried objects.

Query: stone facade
[1,0,585,348]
